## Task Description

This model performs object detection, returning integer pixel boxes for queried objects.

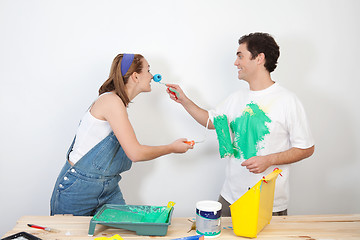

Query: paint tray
[230,168,282,238]
[1,232,42,240]
[88,203,174,236]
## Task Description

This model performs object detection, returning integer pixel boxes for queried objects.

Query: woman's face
[137,58,153,92]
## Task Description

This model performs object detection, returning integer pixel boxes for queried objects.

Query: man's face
[234,43,257,81]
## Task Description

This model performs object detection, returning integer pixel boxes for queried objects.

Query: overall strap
[66,136,76,162]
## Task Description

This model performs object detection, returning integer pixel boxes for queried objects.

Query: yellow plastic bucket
[230,168,282,238]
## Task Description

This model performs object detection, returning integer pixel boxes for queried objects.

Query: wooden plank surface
[2,214,360,240]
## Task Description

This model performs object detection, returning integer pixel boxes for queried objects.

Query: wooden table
[2,214,360,240]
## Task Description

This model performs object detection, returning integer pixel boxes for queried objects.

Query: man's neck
[248,72,274,91]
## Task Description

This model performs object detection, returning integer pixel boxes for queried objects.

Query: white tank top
[69,93,113,164]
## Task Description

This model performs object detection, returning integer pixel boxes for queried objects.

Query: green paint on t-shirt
[213,115,234,158]
[230,102,271,159]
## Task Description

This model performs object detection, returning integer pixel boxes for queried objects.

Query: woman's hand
[170,138,194,153]
[94,93,192,162]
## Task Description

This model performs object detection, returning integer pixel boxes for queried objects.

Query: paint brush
[27,224,59,233]
[184,140,202,146]
[172,235,204,240]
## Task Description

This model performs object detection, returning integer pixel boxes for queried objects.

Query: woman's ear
[130,72,139,83]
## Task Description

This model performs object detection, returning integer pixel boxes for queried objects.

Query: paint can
[196,200,222,238]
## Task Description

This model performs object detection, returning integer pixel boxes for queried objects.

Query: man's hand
[241,155,273,174]
[241,146,315,174]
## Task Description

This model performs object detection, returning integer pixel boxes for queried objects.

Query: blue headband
[121,54,135,76]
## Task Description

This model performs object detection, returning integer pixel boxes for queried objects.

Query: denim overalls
[50,131,132,216]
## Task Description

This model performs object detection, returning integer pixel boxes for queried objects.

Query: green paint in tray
[88,203,175,236]
[94,206,169,223]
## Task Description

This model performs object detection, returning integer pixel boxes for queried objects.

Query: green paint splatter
[230,102,271,159]
[213,115,234,158]
[213,102,271,160]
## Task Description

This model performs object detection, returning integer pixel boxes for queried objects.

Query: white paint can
[196,200,222,238]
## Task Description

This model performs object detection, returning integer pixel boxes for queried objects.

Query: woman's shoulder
[97,92,125,106]
[91,92,126,119]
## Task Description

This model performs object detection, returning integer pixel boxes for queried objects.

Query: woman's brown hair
[99,54,144,106]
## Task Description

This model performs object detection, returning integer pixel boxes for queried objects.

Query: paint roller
[153,74,179,99]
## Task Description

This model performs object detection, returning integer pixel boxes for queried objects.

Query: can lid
[196,200,222,211]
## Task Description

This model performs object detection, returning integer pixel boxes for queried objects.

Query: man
[167,32,315,216]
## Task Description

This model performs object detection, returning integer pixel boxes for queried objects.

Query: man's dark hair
[238,32,280,73]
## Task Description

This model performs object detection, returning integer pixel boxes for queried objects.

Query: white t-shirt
[208,82,314,212]
[69,93,112,164]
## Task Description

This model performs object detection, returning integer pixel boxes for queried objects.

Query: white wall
[1,0,360,236]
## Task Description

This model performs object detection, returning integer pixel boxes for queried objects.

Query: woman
[50,54,192,216]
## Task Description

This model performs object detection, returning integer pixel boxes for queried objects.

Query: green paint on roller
[213,115,234,158]
[230,102,271,159]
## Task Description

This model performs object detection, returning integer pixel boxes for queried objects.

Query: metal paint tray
[1,232,42,240]
[88,203,174,236]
